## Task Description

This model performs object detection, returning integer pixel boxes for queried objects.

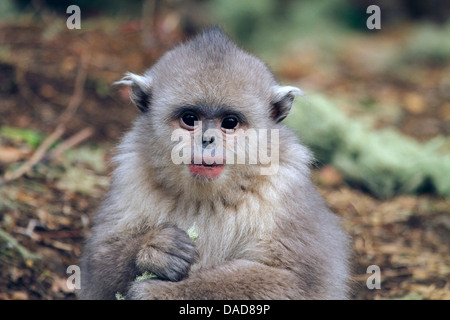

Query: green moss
[286,95,450,198]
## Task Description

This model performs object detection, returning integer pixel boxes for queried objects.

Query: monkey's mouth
[188,163,225,179]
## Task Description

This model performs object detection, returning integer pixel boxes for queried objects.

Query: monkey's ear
[114,72,152,113]
[270,86,304,123]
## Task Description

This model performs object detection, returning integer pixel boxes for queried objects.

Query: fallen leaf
[439,103,450,120]
[403,92,425,114]
[11,291,29,300]
[316,166,343,187]
[0,146,29,163]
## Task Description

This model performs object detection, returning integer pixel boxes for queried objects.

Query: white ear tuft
[114,72,153,113]
[113,72,151,89]
[272,85,305,102]
[270,85,305,123]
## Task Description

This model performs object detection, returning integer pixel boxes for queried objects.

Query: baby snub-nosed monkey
[78,27,350,300]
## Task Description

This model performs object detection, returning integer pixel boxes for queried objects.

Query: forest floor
[0,17,449,300]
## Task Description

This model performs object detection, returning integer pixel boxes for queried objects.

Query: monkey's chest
[176,206,273,271]
[158,189,276,270]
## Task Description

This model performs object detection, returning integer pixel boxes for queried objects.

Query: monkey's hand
[135,225,198,282]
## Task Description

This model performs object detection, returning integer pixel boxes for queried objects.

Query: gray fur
[78,28,350,300]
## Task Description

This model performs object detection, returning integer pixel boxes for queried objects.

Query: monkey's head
[116,28,304,196]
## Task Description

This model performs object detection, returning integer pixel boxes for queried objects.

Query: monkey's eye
[221,117,238,131]
[181,113,199,129]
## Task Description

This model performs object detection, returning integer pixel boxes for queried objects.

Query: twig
[1,52,90,184]
[56,52,90,125]
[353,268,413,281]
[47,126,95,161]
[3,126,65,182]
[0,229,41,261]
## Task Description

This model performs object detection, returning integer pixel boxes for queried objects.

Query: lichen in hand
[115,224,199,300]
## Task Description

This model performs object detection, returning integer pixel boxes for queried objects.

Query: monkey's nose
[202,135,215,147]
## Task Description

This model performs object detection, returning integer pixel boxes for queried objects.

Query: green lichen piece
[135,271,157,282]
[115,292,126,300]
[187,224,199,242]
[117,225,199,300]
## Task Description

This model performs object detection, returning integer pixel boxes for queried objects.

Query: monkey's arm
[79,224,197,300]
[127,259,304,300]
[78,233,144,300]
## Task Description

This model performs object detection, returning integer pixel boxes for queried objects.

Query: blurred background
[0,0,448,300]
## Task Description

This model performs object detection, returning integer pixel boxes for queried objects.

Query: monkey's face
[124,75,302,187]
[117,29,303,187]
[167,103,252,180]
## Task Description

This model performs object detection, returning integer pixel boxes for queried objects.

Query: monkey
[78,27,351,300]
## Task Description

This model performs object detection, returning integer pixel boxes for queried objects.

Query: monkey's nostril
[202,135,215,146]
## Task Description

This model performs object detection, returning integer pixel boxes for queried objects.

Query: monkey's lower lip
[188,164,224,179]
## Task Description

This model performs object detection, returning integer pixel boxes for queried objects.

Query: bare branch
[47,126,95,161]
[1,52,90,184]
